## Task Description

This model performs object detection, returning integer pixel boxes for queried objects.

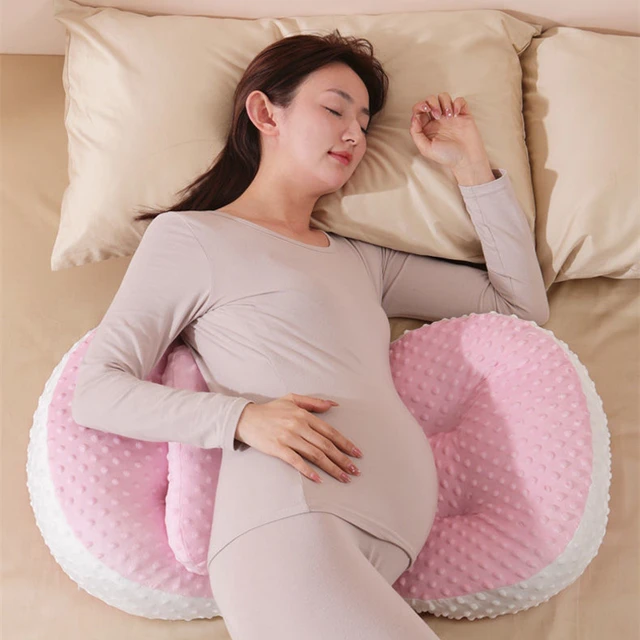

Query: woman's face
[270,63,371,196]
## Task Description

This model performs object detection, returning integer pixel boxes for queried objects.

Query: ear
[245,90,281,137]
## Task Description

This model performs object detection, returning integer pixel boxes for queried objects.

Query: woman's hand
[409,92,491,171]
[235,393,362,484]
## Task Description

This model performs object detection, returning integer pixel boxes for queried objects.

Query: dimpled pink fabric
[162,345,219,576]
[162,312,592,602]
[392,313,593,615]
[45,334,212,602]
[39,311,600,620]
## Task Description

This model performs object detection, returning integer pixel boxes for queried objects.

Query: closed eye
[325,108,369,135]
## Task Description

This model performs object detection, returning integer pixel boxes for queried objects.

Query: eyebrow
[324,88,370,118]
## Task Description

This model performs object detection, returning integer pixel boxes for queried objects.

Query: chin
[323,182,347,196]
[316,176,348,196]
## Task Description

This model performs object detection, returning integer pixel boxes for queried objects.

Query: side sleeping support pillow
[27,312,611,621]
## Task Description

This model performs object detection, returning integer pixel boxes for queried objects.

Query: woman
[72,31,549,639]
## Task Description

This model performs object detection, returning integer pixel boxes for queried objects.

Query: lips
[328,151,352,166]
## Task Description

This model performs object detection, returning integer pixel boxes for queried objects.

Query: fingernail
[352,447,363,457]
[329,401,339,406]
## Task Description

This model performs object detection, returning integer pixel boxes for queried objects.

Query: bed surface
[3,54,639,640]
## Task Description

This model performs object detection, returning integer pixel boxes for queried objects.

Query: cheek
[293,120,331,155]
[353,147,366,168]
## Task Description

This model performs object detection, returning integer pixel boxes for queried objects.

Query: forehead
[301,64,369,112]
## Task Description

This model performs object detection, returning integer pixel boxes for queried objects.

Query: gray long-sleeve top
[72,168,549,571]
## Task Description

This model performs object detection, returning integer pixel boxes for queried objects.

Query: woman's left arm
[381,93,549,325]
[380,166,550,325]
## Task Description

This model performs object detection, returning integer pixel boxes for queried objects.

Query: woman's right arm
[71,212,254,452]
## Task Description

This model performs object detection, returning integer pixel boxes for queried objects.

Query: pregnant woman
[71,30,549,639]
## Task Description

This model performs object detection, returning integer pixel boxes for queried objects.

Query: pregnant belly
[305,401,439,538]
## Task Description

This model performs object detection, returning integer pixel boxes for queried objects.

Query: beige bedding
[3,54,639,640]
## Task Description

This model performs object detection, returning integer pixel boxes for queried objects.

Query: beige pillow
[521,27,640,285]
[52,0,541,270]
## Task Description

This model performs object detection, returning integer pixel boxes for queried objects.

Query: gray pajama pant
[208,511,441,639]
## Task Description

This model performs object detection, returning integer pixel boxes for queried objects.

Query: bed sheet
[2,54,639,640]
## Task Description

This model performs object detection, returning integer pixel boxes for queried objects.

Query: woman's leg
[208,511,441,639]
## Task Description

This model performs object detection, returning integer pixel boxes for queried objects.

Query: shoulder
[144,210,219,243]
[159,210,231,236]
[136,211,210,262]
[340,234,385,261]
[143,211,245,264]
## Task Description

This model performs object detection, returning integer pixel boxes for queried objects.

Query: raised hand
[409,92,491,172]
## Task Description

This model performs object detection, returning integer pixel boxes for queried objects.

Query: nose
[343,120,365,146]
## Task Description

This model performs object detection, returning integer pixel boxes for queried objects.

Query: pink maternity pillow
[26,312,611,621]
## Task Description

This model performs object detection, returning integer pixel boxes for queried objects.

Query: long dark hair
[133,30,388,223]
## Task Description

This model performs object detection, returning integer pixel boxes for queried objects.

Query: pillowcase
[52,0,541,271]
[521,27,640,285]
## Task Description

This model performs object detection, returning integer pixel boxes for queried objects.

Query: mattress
[3,54,638,640]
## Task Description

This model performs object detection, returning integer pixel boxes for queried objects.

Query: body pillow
[27,312,610,620]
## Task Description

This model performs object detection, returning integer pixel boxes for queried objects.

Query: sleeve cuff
[458,168,508,196]
[220,397,255,452]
